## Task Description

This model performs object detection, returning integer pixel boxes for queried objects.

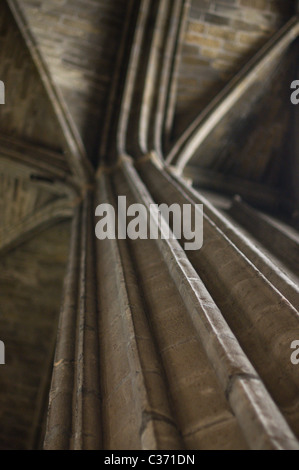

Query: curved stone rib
[73,192,102,450]
[137,159,299,439]
[115,0,187,160]
[116,0,153,157]
[0,157,75,198]
[139,0,173,156]
[164,0,191,148]
[166,16,299,172]
[44,206,81,450]
[99,0,139,164]
[228,197,299,278]
[183,166,283,211]
[140,0,187,158]
[35,0,299,452]
[114,164,248,449]
[0,198,73,256]
[96,173,182,450]
[7,0,94,186]
[44,196,102,450]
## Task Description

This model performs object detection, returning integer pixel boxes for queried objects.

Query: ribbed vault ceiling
[0,0,298,450]
[19,0,129,160]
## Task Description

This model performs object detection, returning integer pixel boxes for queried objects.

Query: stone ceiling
[19,0,129,161]
[175,0,294,135]
[0,0,298,450]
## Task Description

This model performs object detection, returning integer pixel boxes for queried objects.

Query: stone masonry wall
[175,0,295,135]
[20,0,129,161]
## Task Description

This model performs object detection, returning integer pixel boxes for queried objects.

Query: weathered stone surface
[175,0,294,135]
[0,222,70,450]
[18,0,129,162]
[0,0,299,452]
